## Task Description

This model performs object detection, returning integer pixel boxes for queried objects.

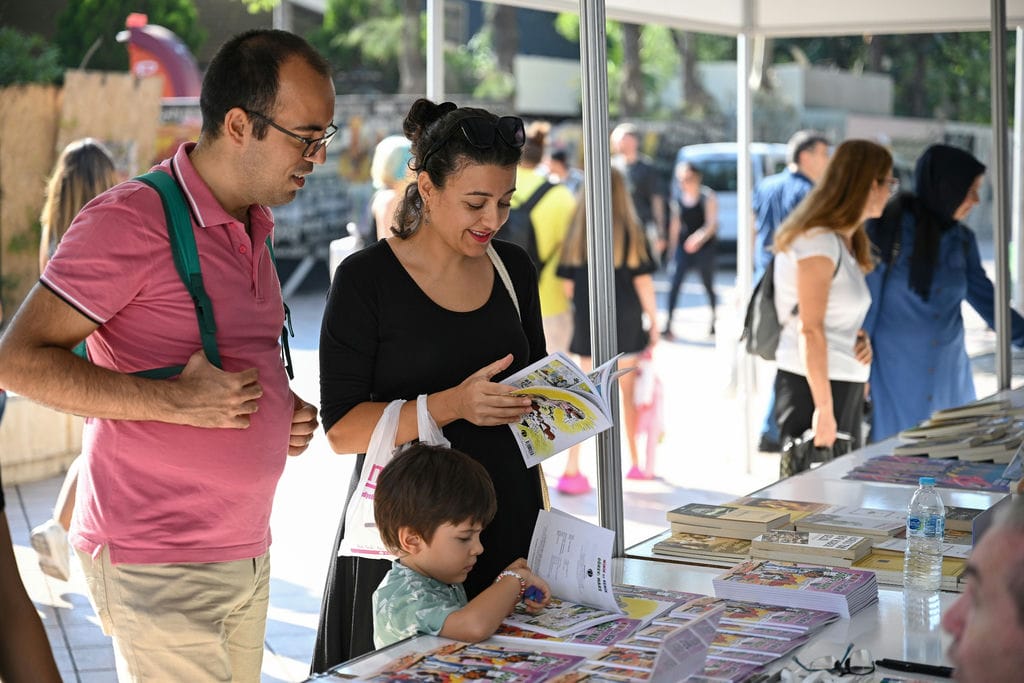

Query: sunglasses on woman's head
[420,115,526,169]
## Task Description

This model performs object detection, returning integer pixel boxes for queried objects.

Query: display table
[315,558,956,681]
[626,389,1018,567]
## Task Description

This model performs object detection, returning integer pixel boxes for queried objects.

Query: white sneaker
[30,519,70,581]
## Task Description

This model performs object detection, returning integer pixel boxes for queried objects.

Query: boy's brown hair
[374,443,497,553]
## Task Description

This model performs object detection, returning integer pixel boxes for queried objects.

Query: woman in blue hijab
[864,144,1024,441]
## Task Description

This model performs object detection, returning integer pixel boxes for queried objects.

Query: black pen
[875,658,954,678]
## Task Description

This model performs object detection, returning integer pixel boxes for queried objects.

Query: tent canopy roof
[500,0,1024,37]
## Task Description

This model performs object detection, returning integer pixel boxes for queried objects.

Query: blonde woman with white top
[772,139,894,462]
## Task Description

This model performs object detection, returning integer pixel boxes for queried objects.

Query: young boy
[372,444,551,648]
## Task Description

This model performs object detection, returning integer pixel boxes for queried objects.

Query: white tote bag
[338,395,450,559]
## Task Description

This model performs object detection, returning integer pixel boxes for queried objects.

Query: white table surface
[317,558,956,681]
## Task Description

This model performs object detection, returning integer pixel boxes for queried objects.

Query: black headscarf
[907,144,985,300]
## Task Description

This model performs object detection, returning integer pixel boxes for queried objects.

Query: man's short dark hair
[199,29,332,139]
[374,444,497,554]
[787,129,829,167]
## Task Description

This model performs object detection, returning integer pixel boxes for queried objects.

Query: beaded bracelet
[494,569,526,601]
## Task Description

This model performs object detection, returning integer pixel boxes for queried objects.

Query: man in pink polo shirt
[0,30,331,682]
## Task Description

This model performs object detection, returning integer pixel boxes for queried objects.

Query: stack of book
[794,508,906,542]
[852,549,966,592]
[652,595,839,680]
[893,400,1024,464]
[712,560,879,618]
[666,503,790,540]
[749,529,873,567]
[651,531,751,566]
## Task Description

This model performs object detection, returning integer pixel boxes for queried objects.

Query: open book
[504,352,628,467]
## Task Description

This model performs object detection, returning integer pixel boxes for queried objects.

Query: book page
[529,509,621,613]
[504,352,615,467]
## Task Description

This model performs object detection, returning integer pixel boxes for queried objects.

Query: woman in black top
[555,167,659,487]
[663,161,719,337]
[313,99,547,671]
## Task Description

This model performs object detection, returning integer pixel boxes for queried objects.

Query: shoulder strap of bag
[783,235,844,325]
[135,170,221,378]
[136,171,295,380]
[487,244,520,320]
[521,180,554,213]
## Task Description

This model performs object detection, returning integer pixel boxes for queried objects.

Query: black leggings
[665,242,717,323]
[773,369,864,449]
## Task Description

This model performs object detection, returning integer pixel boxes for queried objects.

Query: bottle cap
[919,476,935,486]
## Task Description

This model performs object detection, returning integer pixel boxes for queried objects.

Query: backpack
[741,236,842,361]
[73,170,294,380]
[500,180,556,279]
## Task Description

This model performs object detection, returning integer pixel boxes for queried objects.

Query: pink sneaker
[626,465,651,480]
[557,473,591,495]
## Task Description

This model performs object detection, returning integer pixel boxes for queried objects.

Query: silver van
[673,142,788,251]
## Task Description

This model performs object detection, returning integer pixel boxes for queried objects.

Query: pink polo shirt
[42,143,294,565]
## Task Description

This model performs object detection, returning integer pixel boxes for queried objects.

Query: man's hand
[288,394,319,456]
[173,350,263,428]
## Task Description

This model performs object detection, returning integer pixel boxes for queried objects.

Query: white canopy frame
[423,1,1023,552]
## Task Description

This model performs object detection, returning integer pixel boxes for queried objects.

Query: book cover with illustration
[726,495,830,523]
[854,548,966,591]
[505,352,627,467]
[666,503,790,529]
[503,597,623,639]
[794,511,905,541]
[751,529,873,561]
[842,455,1013,492]
[367,642,584,682]
[652,531,752,564]
[712,560,878,617]
[667,596,838,633]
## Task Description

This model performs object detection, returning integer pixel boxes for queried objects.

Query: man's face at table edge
[941,525,1024,682]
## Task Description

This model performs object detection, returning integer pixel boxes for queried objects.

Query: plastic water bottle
[903,477,945,591]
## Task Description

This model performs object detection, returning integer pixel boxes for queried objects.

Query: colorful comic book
[505,352,628,467]
[712,560,879,618]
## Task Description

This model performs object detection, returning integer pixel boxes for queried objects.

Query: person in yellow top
[512,122,577,353]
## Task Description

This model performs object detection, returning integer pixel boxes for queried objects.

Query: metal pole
[578,0,623,553]
[1013,26,1024,308]
[272,0,292,31]
[992,0,1012,388]
[736,7,756,473]
[426,0,445,101]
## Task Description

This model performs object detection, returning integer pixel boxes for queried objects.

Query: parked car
[672,142,789,254]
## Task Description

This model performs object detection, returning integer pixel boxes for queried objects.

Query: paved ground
[4,258,1021,682]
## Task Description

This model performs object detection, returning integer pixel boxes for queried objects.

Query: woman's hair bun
[403,99,458,147]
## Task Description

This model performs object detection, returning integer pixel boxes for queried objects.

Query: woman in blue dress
[864,144,1024,442]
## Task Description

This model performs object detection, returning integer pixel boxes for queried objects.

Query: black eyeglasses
[420,114,526,169]
[794,643,875,676]
[244,109,338,158]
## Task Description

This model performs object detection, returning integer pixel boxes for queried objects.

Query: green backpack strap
[74,171,294,382]
[135,170,221,379]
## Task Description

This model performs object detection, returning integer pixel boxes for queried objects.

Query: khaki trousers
[76,548,270,682]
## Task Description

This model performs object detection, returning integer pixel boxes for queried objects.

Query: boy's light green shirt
[372,560,468,648]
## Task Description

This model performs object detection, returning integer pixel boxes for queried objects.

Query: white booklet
[502,509,624,638]
[504,351,627,467]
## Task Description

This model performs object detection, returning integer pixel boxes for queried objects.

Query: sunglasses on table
[420,113,526,169]
[794,643,875,677]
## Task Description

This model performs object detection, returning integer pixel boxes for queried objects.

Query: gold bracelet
[494,569,526,601]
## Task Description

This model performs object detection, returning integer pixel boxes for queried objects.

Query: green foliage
[54,0,206,72]
[306,0,404,92]
[237,0,277,12]
[0,27,63,86]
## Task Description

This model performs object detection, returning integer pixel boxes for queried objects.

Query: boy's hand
[509,562,551,614]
